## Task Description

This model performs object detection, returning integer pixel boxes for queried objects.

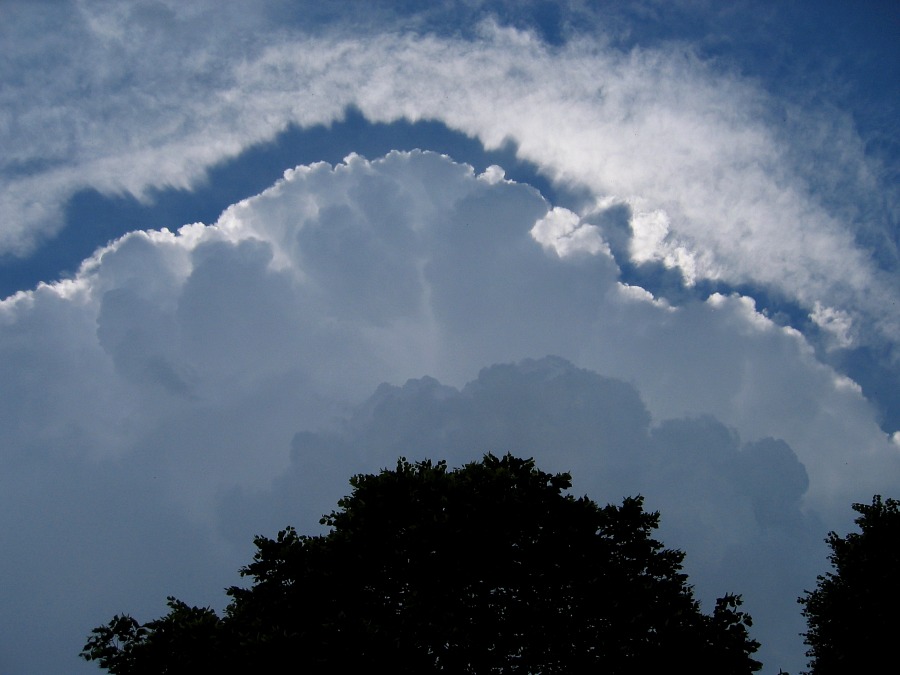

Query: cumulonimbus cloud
[0,148,896,674]
[4,149,896,511]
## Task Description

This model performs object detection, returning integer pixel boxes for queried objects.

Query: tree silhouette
[82,453,761,673]
[798,495,900,674]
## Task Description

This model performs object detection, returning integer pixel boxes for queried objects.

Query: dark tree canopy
[798,495,900,674]
[82,453,761,673]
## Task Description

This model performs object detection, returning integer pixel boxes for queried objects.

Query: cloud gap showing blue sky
[1,2,897,673]
[0,108,563,298]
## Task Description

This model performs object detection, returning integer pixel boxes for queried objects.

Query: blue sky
[2,2,898,673]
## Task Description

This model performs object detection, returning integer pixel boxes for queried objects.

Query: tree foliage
[82,453,761,673]
[798,495,900,674]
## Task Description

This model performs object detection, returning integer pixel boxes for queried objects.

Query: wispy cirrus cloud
[3,4,896,356]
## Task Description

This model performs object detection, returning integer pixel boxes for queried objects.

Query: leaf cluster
[82,453,761,673]
[798,495,900,674]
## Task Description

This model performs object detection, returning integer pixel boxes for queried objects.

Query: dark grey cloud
[220,356,821,671]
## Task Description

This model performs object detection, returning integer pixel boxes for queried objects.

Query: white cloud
[2,7,896,356]
[4,149,895,524]
[810,300,855,349]
[478,164,507,185]
[530,206,609,258]
[615,281,672,309]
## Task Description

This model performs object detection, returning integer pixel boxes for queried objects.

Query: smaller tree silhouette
[798,495,900,674]
[83,453,761,673]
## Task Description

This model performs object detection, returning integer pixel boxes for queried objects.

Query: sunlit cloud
[2,150,897,669]
[3,10,896,354]
[1,3,897,674]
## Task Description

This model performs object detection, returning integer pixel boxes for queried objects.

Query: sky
[1,1,898,672]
